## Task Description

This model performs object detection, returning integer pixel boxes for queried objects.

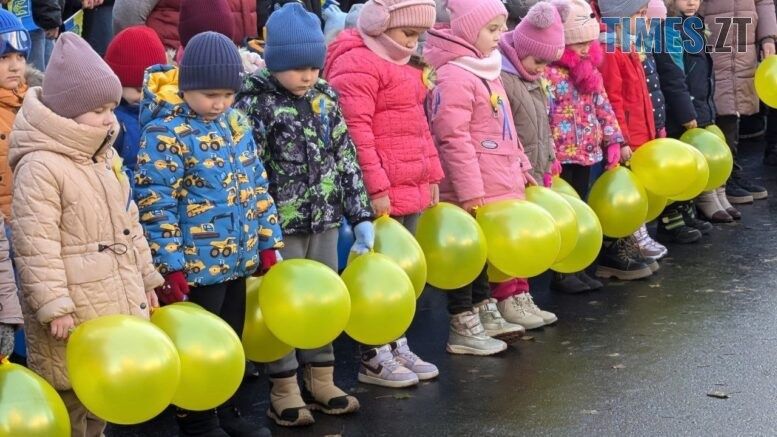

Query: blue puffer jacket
[114,100,141,178]
[135,64,283,287]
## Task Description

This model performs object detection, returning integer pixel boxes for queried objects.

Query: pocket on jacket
[62,252,114,285]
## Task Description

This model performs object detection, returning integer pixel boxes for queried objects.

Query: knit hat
[646,0,666,19]
[357,0,436,37]
[0,8,29,58]
[446,0,508,46]
[179,32,243,92]
[178,0,235,47]
[264,3,325,71]
[511,0,569,62]
[598,0,650,18]
[564,0,600,45]
[42,33,122,118]
[105,26,167,88]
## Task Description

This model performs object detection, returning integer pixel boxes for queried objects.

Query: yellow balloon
[755,55,777,108]
[644,189,667,222]
[415,203,488,290]
[588,167,648,238]
[486,263,512,283]
[477,200,561,278]
[525,186,579,263]
[680,128,734,190]
[705,124,726,142]
[630,138,697,197]
[151,304,245,411]
[552,195,603,273]
[259,259,351,349]
[341,253,416,345]
[66,315,181,425]
[551,176,581,199]
[373,216,427,298]
[0,360,70,436]
[670,145,709,201]
[243,277,293,363]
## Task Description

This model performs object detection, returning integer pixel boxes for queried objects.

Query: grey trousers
[266,229,338,375]
[394,213,420,235]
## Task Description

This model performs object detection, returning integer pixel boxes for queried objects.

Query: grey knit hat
[42,32,122,119]
[598,0,650,18]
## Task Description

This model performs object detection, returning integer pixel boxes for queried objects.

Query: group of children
[0,0,774,435]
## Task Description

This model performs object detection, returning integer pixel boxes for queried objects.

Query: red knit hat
[178,0,235,48]
[104,25,167,88]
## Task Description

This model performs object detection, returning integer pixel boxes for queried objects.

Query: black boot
[217,404,271,437]
[550,272,590,294]
[732,175,768,200]
[678,201,713,235]
[624,235,659,273]
[764,145,777,166]
[576,271,603,290]
[595,239,652,281]
[176,409,229,437]
[657,209,702,244]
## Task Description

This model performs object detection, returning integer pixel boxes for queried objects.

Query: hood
[139,64,199,128]
[423,27,483,69]
[323,29,366,79]
[9,87,117,169]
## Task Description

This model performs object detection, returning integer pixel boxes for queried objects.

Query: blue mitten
[350,221,375,255]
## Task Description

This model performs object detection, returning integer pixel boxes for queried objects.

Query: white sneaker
[496,295,545,330]
[391,338,439,380]
[520,293,557,325]
[635,225,668,261]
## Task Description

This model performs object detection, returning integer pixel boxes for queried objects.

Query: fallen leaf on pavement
[707,391,729,399]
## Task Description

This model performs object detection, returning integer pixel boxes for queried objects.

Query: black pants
[446,266,490,315]
[716,115,742,179]
[561,163,593,200]
[766,107,777,148]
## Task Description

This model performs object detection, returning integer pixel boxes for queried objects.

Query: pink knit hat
[512,0,569,62]
[564,0,600,45]
[358,0,436,37]
[446,0,508,46]
[646,0,667,19]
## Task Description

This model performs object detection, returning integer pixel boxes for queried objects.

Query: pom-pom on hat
[511,0,569,62]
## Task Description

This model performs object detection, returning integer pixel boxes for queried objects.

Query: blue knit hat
[179,32,243,92]
[264,3,326,72]
[0,8,29,58]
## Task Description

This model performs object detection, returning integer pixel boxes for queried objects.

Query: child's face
[272,68,320,97]
[0,52,26,91]
[385,27,426,49]
[475,15,507,57]
[73,102,118,130]
[182,89,236,121]
[520,56,549,76]
[567,41,593,58]
[674,0,700,16]
[122,87,142,105]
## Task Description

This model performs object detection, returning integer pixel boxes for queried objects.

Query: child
[235,3,366,426]
[425,0,539,355]
[0,215,20,358]
[136,32,282,436]
[324,0,442,387]
[9,33,162,437]
[104,25,168,180]
[701,0,776,204]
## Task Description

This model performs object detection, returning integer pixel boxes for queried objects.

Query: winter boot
[577,271,603,290]
[734,176,768,200]
[624,235,659,273]
[678,201,713,234]
[446,310,507,356]
[217,404,271,437]
[176,409,229,437]
[267,373,315,427]
[696,191,733,223]
[520,293,557,325]
[475,298,525,342]
[595,238,653,280]
[391,337,439,381]
[358,344,419,388]
[716,187,741,220]
[550,272,590,294]
[495,295,545,329]
[725,181,754,204]
[634,224,668,260]
[657,209,703,243]
[302,363,360,415]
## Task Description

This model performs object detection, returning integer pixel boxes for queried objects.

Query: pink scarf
[358,28,415,65]
[553,41,604,95]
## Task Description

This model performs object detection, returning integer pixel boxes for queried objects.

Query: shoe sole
[414,369,440,380]
[486,329,525,343]
[446,343,508,356]
[266,408,315,427]
[751,191,768,200]
[595,266,652,281]
[357,373,419,388]
[306,399,360,415]
[647,262,659,273]
[541,316,558,325]
[727,195,754,204]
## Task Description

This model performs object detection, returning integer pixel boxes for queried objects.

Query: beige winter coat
[702,0,777,116]
[9,88,164,390]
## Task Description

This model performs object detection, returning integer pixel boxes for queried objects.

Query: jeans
[28,29,54,72]
[82,5,114,56]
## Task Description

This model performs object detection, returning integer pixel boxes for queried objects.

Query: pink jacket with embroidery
[424,28,531,205]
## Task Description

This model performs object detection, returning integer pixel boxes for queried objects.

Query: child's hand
[50,314,75,341]
[146,290,159,310]
[429,184,440,206]
[683,120,698,130]
[523,171,538,187]
[606,144,621,169]
[550,160,562,176]
[619,146,633,165]
[371,195,391,217]
[461,197,484,214]
[351,221,375,255]
[762,39,776,59]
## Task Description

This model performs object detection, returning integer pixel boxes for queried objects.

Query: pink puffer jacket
[324,29,444,216]
[424,28,531,206]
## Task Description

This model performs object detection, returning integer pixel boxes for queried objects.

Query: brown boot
[267,373,315,427]
[302,363,360,415]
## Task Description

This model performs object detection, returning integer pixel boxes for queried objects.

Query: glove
[543,173,553,188]
[0,323,15,358]
[155,271,190,305]
[550,160,562,176]
[255,249,283,276]
[350,221,375,255]
[606,143,621,169]
[657,127,667,138]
